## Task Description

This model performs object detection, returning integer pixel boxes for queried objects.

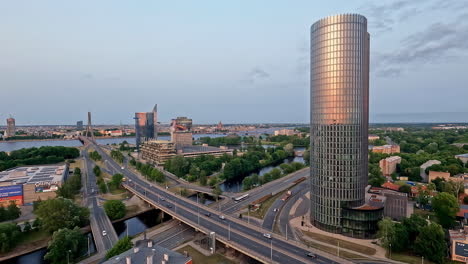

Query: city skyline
[2,1,468,124]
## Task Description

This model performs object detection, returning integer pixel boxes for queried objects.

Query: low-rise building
[368,134,380,141]
[449,226,468,262]
[372,145,400,154]
[274,129,296,136]
[456,154,468,164]
[369,187,410,221]
[428,170,453,183]
[141,140,232,165]
[104,239,192,264]
[0,165,68,206]
[420,160,441,182]
[379,156,401,176]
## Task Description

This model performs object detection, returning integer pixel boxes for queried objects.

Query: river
[219,146,306,193]
[0,134,226,152]
[6,209,167,264]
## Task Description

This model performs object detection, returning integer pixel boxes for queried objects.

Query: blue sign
[456,242,468,257]
[0,185,23,198]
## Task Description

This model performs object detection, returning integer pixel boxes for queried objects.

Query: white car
[263,233,272,239]
[273,208,278,212]
[219,215,225,220]
[102,230,107,236]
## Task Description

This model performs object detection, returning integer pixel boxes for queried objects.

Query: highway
[222,168,310,215]
[263,181,309,233]
[86,138,348,264]
[82,147,119,252]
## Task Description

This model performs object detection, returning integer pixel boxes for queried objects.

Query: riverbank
[0,136,135,144]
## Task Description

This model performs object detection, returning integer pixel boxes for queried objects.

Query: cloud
[359,0,418,33]
[243,67,270,83]
[360,0,468,34]
[373,13,468,77]
[80,73,94,79]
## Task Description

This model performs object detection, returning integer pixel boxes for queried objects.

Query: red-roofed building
[382,182,400,192]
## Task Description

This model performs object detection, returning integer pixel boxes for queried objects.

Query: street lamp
[270,240,273,263]
[67,250,71,264]
[197,194,200,226]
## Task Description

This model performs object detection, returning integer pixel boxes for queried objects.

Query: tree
[432,177,446,192]
[93,165,101,177]
[391,223,409,252]
[377,217,395,249]
[432,192,459,228]
[103,200,126,220]
[6,201,21,220]
[111,173,124,189]
[270,168,282,180]
[199,170,207,186]
[414,223,447,263]
[284,143,294,156]
[303,149,310,165]
[23,221,32,232]
[368,163,386,187]
[106,236,133,260]
[44,227,87,264]
[0,223,21,252]
[402,214,427,244]
[212,185,222,200]
[35,197,89,233]
[398,184,412,194]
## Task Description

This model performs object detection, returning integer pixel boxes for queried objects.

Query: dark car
[166,204,173,208]
[205,212,211,217]
[306,252,317,258]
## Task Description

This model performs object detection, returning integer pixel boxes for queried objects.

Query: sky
[1,0,468,125]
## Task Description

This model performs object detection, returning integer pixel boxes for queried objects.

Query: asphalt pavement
[87,140,347,264]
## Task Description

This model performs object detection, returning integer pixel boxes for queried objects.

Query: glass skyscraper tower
[310,14,377,237]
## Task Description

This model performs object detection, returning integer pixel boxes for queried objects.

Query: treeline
[56,168,82,199]
[198,135,242,146]
[0,201,21,222]
[0,146,80,171]
[368,141,468,186]
[378,191,460,263]
[3,134,64,141]
[266,135,309,146]
[164,154,226,182]
[223,146,291,181]
[162,145,294,185]
[242,162,305,190]
[111,150,124,164]
[89,150,102,161]
[130,160,165,183]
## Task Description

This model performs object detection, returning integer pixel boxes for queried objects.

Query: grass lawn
[18,229,50,245]
[300,237,367,260]
[68,159,83,171]
[177,245,235,264]
[168,187,197,197]
[388,252,434,264]
[246,191,285,219]
[413,208,436,221]
[302,231,376,256]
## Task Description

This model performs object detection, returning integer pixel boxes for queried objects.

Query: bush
[464,196,468,204]
[103,200,126,220]
[106,236,133,260]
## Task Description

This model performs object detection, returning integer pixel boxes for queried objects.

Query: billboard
[0,185,23,198]
[35,183,59,193]
[0,185,23,206]
[455,242,468,258]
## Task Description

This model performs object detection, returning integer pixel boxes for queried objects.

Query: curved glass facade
[310,14,370,235]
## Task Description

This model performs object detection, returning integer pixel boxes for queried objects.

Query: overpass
[84,138,349,264]
[81,145,119,253]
